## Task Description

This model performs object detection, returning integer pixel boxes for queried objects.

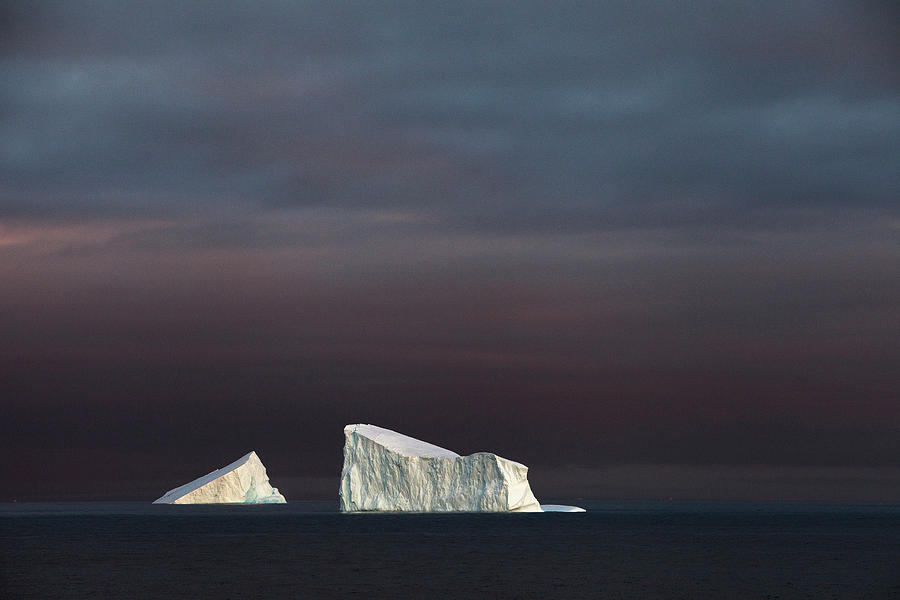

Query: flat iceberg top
[345,424,460,458]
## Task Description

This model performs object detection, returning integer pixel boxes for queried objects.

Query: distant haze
[1,1,898,502]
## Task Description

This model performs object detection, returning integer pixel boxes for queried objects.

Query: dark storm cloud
[2,1,897,232]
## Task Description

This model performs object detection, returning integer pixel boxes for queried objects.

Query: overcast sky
[2,1,898,501]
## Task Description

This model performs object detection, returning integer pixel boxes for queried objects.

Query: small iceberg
[153,451,286,504]
[540,504,586,512]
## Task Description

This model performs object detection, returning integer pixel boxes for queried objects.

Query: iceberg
[339,424,543,512]
[153,451,286,504]
[540,504,587,512]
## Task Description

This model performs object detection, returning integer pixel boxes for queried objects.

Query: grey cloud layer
[2,1,897,232]
[4,3,900,495]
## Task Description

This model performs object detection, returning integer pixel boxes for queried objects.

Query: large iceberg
[153,451,286,504]
[339,424,543,512]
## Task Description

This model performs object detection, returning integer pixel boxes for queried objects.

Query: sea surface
[2,501,898,599]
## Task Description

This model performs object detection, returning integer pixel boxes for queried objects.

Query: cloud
[1,1,896,237]
[1,2,898,497]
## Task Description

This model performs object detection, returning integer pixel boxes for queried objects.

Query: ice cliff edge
[153,451,286,504]
[339,424,542,512]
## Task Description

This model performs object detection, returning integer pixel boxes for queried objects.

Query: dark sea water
[2,501,898,599]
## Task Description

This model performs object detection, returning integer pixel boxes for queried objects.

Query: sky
[1,1,898,502]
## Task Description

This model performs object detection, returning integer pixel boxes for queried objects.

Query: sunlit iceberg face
[153,451,286,504]
[339,424,542,512]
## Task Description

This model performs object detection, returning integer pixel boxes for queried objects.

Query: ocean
[2,501,898,599]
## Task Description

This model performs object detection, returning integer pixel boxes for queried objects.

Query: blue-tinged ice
[540,504,586,512]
